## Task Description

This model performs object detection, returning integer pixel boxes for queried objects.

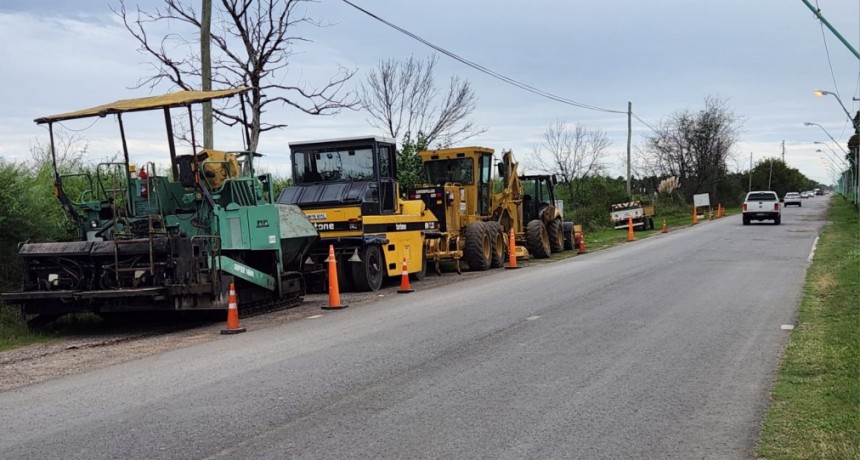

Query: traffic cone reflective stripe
[397,256,414,293]
[627,216,635,241]
[322,245,347,310]
[506,228,520,269]
[221,282,246,334]
[661,218,668,233]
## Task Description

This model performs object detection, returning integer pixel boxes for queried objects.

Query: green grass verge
[0,303,106,352]
[756,198,859,459]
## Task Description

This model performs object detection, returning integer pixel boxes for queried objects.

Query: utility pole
[627,101,632,198]
[781,140,785,163]
[201,0,213,149]
[748,152,753,191]
[768,159,773,189]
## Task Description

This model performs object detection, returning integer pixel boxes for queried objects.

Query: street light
[814,142,848,166]
[818,150,852,197]
[812,90,860,204]
[813,90,859,131]
[804,122,849,154]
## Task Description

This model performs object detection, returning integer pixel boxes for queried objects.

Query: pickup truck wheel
[774,216,781,225]
[742,215,750,226]
[526,219,551,259]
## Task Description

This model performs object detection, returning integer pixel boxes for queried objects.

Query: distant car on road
[743,191,781,225]
[783,192,802,207]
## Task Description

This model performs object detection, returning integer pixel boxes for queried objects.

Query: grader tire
[547,218,564,253]
[526,219,551,259]
[486,221,505,268]
[464,222,491,271]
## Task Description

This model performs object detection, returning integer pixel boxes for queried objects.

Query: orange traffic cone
[397,256,414,293]
[577,234,587,254]
[692,206,699,225]
[322,245,347,310]
[221,282,246,334]
[506,228,520,269]
[718,203,723,218]
[627,215,635,241]
[661,218,668,233]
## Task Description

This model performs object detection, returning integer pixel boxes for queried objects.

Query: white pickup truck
[742,191,781,225]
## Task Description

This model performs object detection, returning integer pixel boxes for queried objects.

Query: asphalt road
[0,198,828,459]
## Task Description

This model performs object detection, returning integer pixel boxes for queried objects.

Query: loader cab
[280,136,398,215]
[418,146,495,217]
[520,175,557,223]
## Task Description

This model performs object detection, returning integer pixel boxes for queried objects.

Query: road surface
[0,198,828,459]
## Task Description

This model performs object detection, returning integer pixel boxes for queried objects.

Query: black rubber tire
[547,218,564,253]
[412,246,427,281]
[464,221,491,271]
[526,219,551,259]
[351,244,384,292]
[774,216,781,225]
[486,221,505,268]
[742,215,750,226]
[649,217,655,230]
[563,222,575,250]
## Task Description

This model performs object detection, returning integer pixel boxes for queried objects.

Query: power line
[815,0,842,101]
[340,0,627,115]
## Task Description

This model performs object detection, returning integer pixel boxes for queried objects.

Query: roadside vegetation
[756,197,859,460]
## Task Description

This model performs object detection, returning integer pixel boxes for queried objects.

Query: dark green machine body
[1,90,318,321]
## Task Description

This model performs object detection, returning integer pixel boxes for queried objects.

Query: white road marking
[808,236,819,261]
[781,324,795,330]
[526,315,541,321]
[307,315,323,319]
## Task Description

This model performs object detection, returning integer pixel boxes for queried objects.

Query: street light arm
[804,122,850,153]
[800,0,860,60]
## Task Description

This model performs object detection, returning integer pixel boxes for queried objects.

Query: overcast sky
[0,0,858,184]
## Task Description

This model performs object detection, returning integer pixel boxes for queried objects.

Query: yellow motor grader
[407,146,577,273]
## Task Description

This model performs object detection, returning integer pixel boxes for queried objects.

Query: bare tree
[526,120,610,199]
[637,96,742,200]
[360,54,484,146]
[114,0,359,152]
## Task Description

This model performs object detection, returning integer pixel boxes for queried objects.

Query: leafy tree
[396,132,430,192]
[637,96,742,201]
[748,158,816,197]
[115,0,358,152]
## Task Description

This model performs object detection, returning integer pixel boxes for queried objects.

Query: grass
[756,197,859,459]
[0,303,106,352]
[579,205,741,251]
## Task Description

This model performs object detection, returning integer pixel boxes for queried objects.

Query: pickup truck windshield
[748,193,777,201]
